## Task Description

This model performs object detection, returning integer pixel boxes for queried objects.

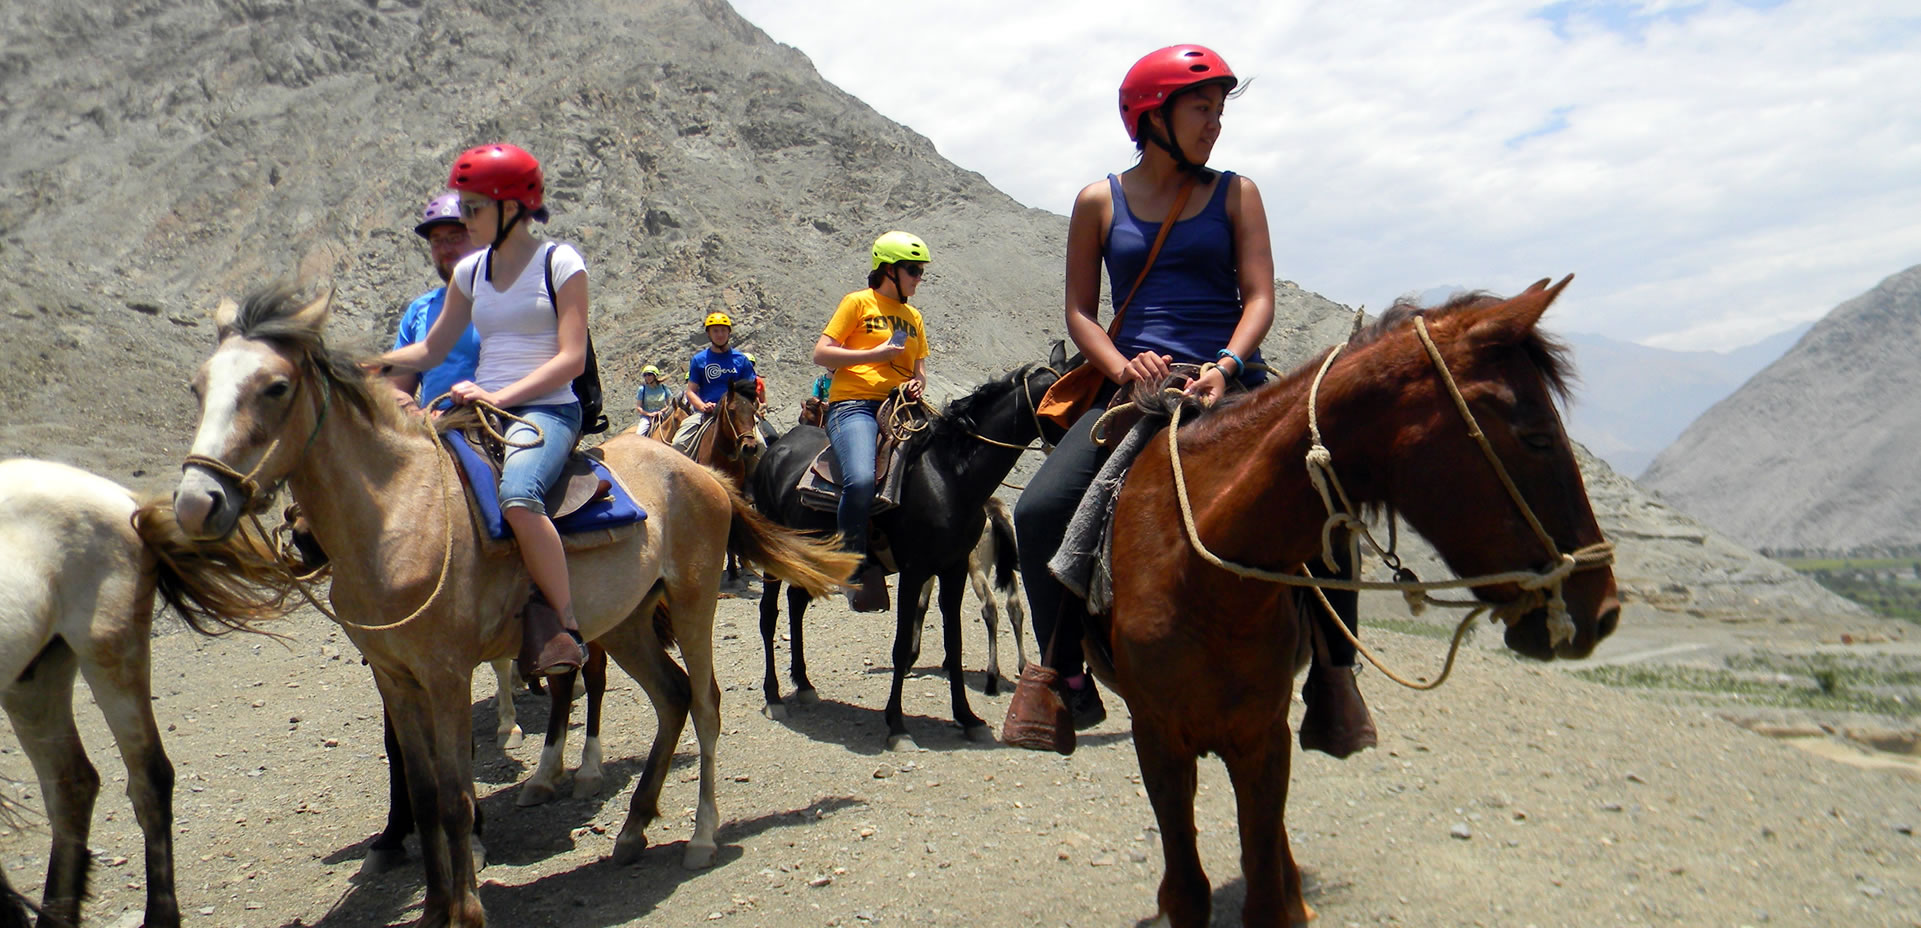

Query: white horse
[0,458,288,928]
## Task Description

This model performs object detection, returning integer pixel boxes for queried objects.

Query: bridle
[180,364,332,540]
[1156,314,1615,687]
[966,363,1060,453]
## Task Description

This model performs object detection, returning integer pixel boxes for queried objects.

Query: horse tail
[131,500,296,636]
[985,498,1018,589]
[720,480,858,598]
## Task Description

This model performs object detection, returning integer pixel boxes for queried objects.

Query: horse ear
[1049,340,1067,370]
[289,288,334,333]
[213,298,240,338]
[1467,274,1573,346]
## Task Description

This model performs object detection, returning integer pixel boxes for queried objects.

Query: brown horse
[169,287,855,928]
[2,458,293,928]
[1098,278,1619,927]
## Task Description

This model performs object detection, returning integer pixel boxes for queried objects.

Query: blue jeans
[498,402,583,516]
[824,399,882,556]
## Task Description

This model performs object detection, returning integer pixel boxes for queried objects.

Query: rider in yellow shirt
[811,231,931,611]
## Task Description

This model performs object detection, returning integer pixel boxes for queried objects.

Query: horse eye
[263,381,292,400]
[1519,432,1557,451]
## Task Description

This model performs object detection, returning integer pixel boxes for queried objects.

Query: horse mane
[1352,291,1575,403]
[931,364,1030,452]
[224,284,402,428]
[728,378,758,400]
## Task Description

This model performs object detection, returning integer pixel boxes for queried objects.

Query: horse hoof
[984,677,1002,697]
[682,841,718,870]
[572,774,603,799]
[517,781,556,807]
[360,845,409,876]
[501,726,525,751]
[763,703,787,721]
[886,734,920,753]
[795,688,820,705]
[612,832,648,866]
[962,723,993,743]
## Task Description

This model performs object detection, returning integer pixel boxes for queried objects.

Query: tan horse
[169,287,855,928]
[2,458,293,928]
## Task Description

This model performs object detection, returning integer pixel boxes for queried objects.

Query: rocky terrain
[1642,264,1921,552]
[2,1,1916,925]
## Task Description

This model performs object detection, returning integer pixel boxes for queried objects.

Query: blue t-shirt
[688,346,756,404]
[393,286,482,409]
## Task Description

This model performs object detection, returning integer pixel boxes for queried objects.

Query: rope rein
[278,407,459,633]
[1146,318,1613,688]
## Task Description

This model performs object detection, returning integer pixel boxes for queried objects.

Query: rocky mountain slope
[1559,325,1808,478]
[1642,264,1921,552]
[0,0,1855,622]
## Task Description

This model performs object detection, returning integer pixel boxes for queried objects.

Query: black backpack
[469,242,610,435]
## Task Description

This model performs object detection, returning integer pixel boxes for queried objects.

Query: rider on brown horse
[673,312,759,453]
[1005,45,1376,758]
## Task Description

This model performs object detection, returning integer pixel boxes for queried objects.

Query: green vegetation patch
[1371,616,1463,641]
[1573,661,1917,720]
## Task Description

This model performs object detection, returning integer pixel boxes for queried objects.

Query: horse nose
[1595,594,1621,642]
[173,480,225,537]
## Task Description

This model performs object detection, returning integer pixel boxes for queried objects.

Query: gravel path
[2,582,1918,928]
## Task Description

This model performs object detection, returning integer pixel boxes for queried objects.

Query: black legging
[1014,407,1111,676]
[1017,403,1360,675]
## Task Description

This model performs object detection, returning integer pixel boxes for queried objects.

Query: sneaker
[1063,676,1108,731]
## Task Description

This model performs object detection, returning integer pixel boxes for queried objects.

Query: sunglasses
[458,198,495,219]
[899,264,926,279]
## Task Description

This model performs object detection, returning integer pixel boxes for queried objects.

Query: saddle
[796,394,920,516]
[439,424,646,554]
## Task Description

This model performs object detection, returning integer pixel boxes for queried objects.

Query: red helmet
[447,143,544,214]
[1118,45,1238,141]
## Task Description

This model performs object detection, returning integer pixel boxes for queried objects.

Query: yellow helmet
[704,312,734,329]
[871,231,930,270]
[641,364,661,377]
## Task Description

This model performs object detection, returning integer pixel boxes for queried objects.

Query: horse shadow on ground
[287,796,865,928]
[766,689,1133,755]
[1124,869,1336,926]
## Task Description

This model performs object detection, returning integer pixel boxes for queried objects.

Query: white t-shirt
[452,242,587,407]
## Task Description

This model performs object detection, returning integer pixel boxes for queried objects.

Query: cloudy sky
[729,0,1920,351]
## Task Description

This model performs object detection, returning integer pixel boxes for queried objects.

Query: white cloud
[729,0,1921,350]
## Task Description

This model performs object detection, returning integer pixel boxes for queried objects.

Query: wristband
[1215,349,1245,376]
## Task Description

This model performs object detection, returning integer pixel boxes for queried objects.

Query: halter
[180,365,332,538]
[1156,315,1615,688]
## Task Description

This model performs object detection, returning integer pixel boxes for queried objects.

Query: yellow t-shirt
[822,289,928,402]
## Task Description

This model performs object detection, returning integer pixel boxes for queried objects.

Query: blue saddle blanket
[444,432,646,541]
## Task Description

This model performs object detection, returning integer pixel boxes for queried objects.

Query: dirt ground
[2,581,1918,928]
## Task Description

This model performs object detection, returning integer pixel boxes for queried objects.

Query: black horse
[750,346,1066,750]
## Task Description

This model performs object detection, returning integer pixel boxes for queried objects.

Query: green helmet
[871,231,931,270]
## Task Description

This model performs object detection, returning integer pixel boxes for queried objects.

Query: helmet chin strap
[1142,117,1212,180]
[482,201,528,283]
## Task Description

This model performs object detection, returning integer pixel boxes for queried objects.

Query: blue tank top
[1104,171,1264,382]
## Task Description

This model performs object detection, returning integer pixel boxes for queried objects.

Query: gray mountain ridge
[0,0,1854,621]
[1642,263,1921,552]
[1559,324,1810,478]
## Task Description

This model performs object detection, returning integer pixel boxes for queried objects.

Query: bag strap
[1106,175,1198,336]
[543,242,558,313]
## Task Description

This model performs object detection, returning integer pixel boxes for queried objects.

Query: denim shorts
[498,402,583,516]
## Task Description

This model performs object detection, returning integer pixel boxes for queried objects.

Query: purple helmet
[414,192,464,238]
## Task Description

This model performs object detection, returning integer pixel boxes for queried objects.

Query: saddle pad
[444,432,646,541]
